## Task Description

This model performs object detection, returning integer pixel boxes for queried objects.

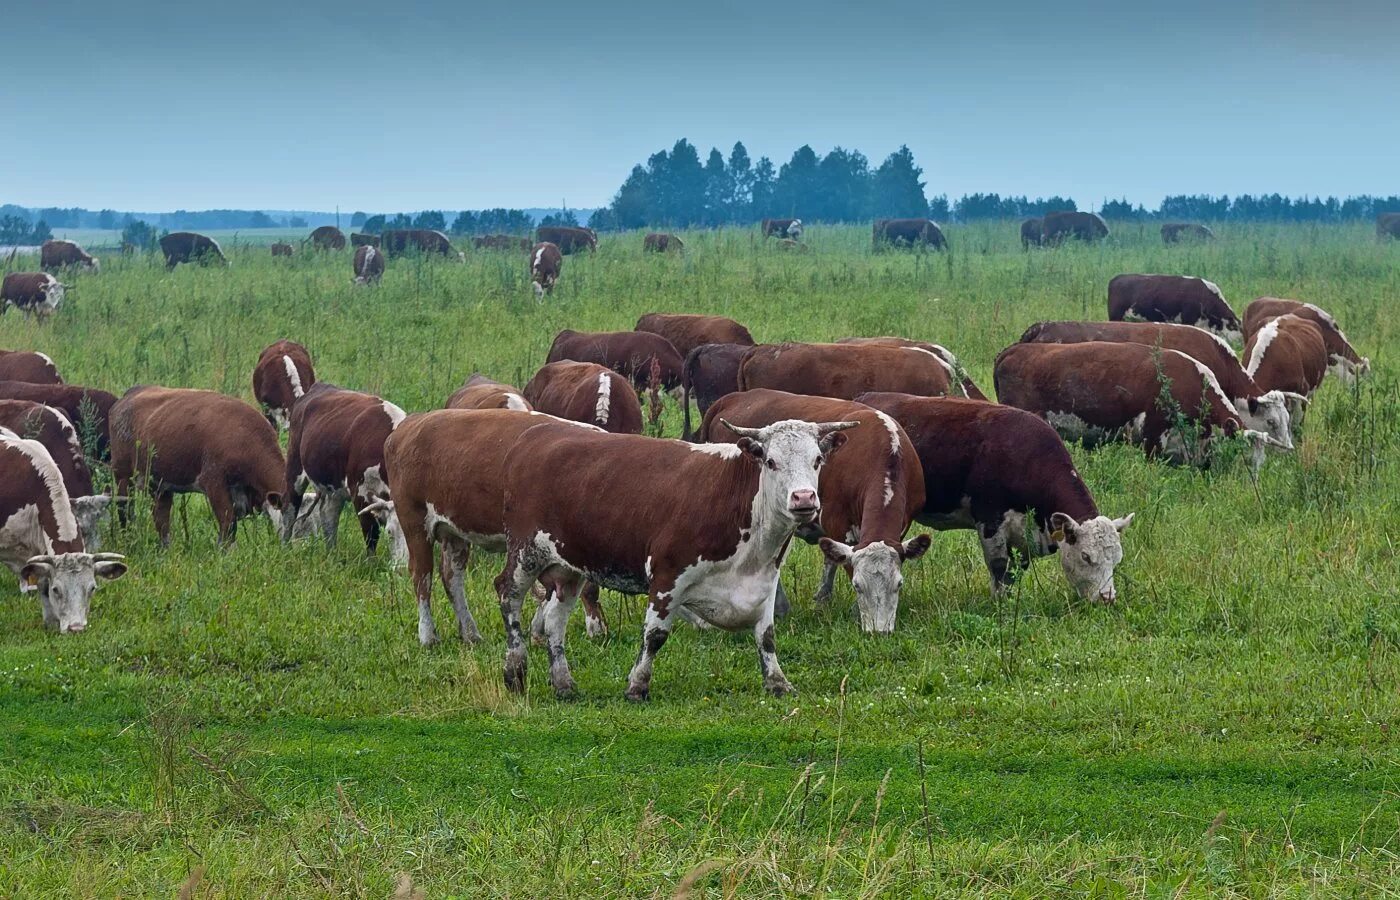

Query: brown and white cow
[1161,223,1214,244]
[381,229,464,260]
[635,313,755,359]
[535,226,597,254]
[308,225,347,251]
[859,394,1133,602]
[270,242,294,257]
[680,343,752,440]
[836,337,987,400]
[699,390,928,632]
[546,329,684,391]
[523,361,641,434]
[41,239,99,271]
[643,232,684,253]
[111,387,286,546]
[252,340,316,430]
[493,416,857,699]
[353,245,384,285]
[0,429,126,631]
[873,218,947,250]
[473,234,531,251]
[1108,274,1243,342]
[160,232,227,268]
[0,350,62,384]
[0,382,117,458]
[1,273,66,318]
[529,242,562,297]
[1243,298,1369,384]
[761,218,803,240]
[739,342,958,400]
[1019,321,1297,449]
[1042,211,1108,244]
[350,232,381,248]
[446,373,532,411]
[1244,315,1329,410]
[0,401,109,550]
[282,382,406,558]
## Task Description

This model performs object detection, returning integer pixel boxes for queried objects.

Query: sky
[5,0,1398,212]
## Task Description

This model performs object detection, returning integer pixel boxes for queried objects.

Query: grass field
[2,222,1398,897]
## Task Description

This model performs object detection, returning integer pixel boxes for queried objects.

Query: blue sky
[6,0,1397,211]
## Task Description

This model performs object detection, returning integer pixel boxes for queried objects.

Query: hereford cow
[252,339,316,430]
[634,313,754,359]
[493,416,857,699]
[1243,298,1369,383]
[0,429,126,632]
[160,232,227,268]
[761,218,803,240]
[446,373,531,411]
[1377,212,1400,240]
[350,232,381,248]
[699,390,928,633]
[473,234,531,251]
[643,232,685,253]
[1020,218,1043,249]
[0,382,117,457]
[1019,321,1298,449]
[523,361,641,434]
[1107,273,1243,342]
[0,401,110,550]
[858,394,1133,602]
[40,239,99,271]
[1244,315,1329,410]
[994,341,1278,470]
[1,273,65,318]
[836,337,986,400]
[529,242,562,297]
[536,226,597,254]
[282,383,406,558]
[381,229,463,260]
[353,245,384,285]
[270,242,294,257]
[0,350,62,384]
[308,225,347,250]
[739,342,957,400]
[545,329,684,391]
[680,343,751,440]
[873,218,947,250]
[111,387,286,546]
[1161,223,1214,244]
[1041,211,1108,244]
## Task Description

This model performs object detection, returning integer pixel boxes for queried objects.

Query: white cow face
[21,552,127,633]
[361,498,409,567]
[723,418,859,526]
[820,535,931,633]
[1051,512,1132,603]
[1237,393,1294,451]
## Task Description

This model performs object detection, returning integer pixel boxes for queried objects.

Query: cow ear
[819,537,853,565]
[900,534,932,560]
[94,559,128,580]
[819,431,849,456]
[20,560,53,588]
[736,437,765,460]
[1049,512,1076,544]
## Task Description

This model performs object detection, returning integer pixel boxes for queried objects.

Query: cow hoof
[461,629,483,646]
[530,631,547,648]
[503,654,528,693]
[624,685,650,703]
[585,617,608,640]
[766,679,797,697]
[419,633,440,648]
[811,592,831,607]
[553,678,578,700]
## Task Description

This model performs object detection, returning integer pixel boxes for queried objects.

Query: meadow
[1,221,1397,897]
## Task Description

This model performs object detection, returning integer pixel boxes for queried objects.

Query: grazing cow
[0,400,110,549]
[473,234,531,251]
[0,429,126,632]
[635,313,754,359]
[699,390,928,632]
[1020,218,1043,249]
[446,373,532,411]
[1244,315,1329,407]
[353,245,384,285]
[643,232,685,253]
[493,415,857,699]
[40,239,99,271]
[351,232,381,248]
[282,383,406,557]
[1108,273,1243,342]
[1041,211,1108,244]
[381,409,610,647]
[308,225,347,250]
[1161,223,1214,244]
[994,341,1278,469]
[777,238,808,252]
[0,382,117,458]
[160,232,227,268]
[0,350,62,384]
[111,387,286,546]
[529,242,562,297]
[836,337,987,400]
[545,329,684,391]
[873,218,947,250]
[739,342,957,400]
[270,242,294,257]
[381,229,463,260]
[536,226,597,254]
[680,343,751,440]
[523,361,641,434]
[1,273,65,318]
[1243,298,1369,383]
[858,394,1133,602]
[1377,212,1400,240]
[761,218,803,240]
[1019,321,1297,449]
[252,340,316,430]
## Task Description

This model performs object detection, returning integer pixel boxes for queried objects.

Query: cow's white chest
[0,504,49,573]
[671,553,777,631]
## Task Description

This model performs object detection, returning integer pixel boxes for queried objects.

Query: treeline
[351,208,579,235]
[1101,194,1400,223]
[0,205,309,231]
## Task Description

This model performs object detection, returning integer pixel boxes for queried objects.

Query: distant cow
[350,233,381,248]
[1,273,65,318]
[546,329,684,390]
[1107,273,1243,342]
[523,361,641,434]
[1041,211,1108,244]
[859,394,1133,602]
[40,239,99,271]
[739,342,958,400]
[160,232,227,268]
[0,429,126,633]
[1244,315,1329,407]
[1020,218,1043,249]
[1377,213,1400,240]
[643,232,684,253]
[835,337,986,400]
[473,234,531,251]
[0,382,117,458]
[529,242,562,297]
[873,218,946,250]
[1161,223,1214,244]
[0,400,110,550]
[381,229,463,260]
[111,387,286,546]
[353,245,384,285]
[634,313,754,359]
[762,218,803,240]
[252,339,316,430]
[536,226,597,254]
[699,390,929,633]
[308,226,347,250]
[446,374,531,411]
[680,343,751,440]
[270,242,294,257]
[0,350,62,384]
[1243,298,1369,383]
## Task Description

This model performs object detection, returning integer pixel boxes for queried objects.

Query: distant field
[1,222,1397,897]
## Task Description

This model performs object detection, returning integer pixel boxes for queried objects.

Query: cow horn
[817,421,861,435]
[24,555,55,566]
[92,553,127,561]
[719,418,763,439]
[1280,391,1311,406]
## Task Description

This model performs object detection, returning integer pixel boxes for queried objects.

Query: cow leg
[626,587,676,702]
[580,581,607,638]
[755,587,795,696]
[320,489,347,548]
[978,520,1014,595]
[774,580,791,618]
[493,548,537,693]
[198,474,237,548]
[541,576,582,698]
[812,560,839,605]
[152,491,174,548]
[396,504,438,647]
[438,536,481,644]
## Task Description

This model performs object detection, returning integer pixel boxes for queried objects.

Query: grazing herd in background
[0,220,1381,700]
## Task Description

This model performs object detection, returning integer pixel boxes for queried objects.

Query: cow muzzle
[788,490,820,520]
[66,621,87,633]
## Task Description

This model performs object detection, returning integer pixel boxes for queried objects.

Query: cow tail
[681,348,698,441]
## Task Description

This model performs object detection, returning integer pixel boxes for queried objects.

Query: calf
[1161,223,1214,243]
[0,401,109,550]
[447,374,532,411]
[1244,315,1329,407]
[681,343,751,440]
[523,361,641,434]
[1042,210,1108,244]
[2,273,66,318]
[761,218,803,239]
[643,232,684,252]
[0,429,126,631]
[546,328,684,391]
[252,340,315,430]
[160,232,227,268]
[1108,274,1243,342]
[0,382,116,457]
[353,245,384,285]
[40,239,99,271]
[529,242,562,297]
[536,226,597,254]
[836,337,986,400]
[873,218,947,250]
[739,342,957,400]
[494,416,856,699]
[1243,298,1369,383]
[270,242,294,257]
[699,390,928,632]
[308,225,347,250]
[110,387,286,546]
[0,350,62,384]
[635,312,755,359]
